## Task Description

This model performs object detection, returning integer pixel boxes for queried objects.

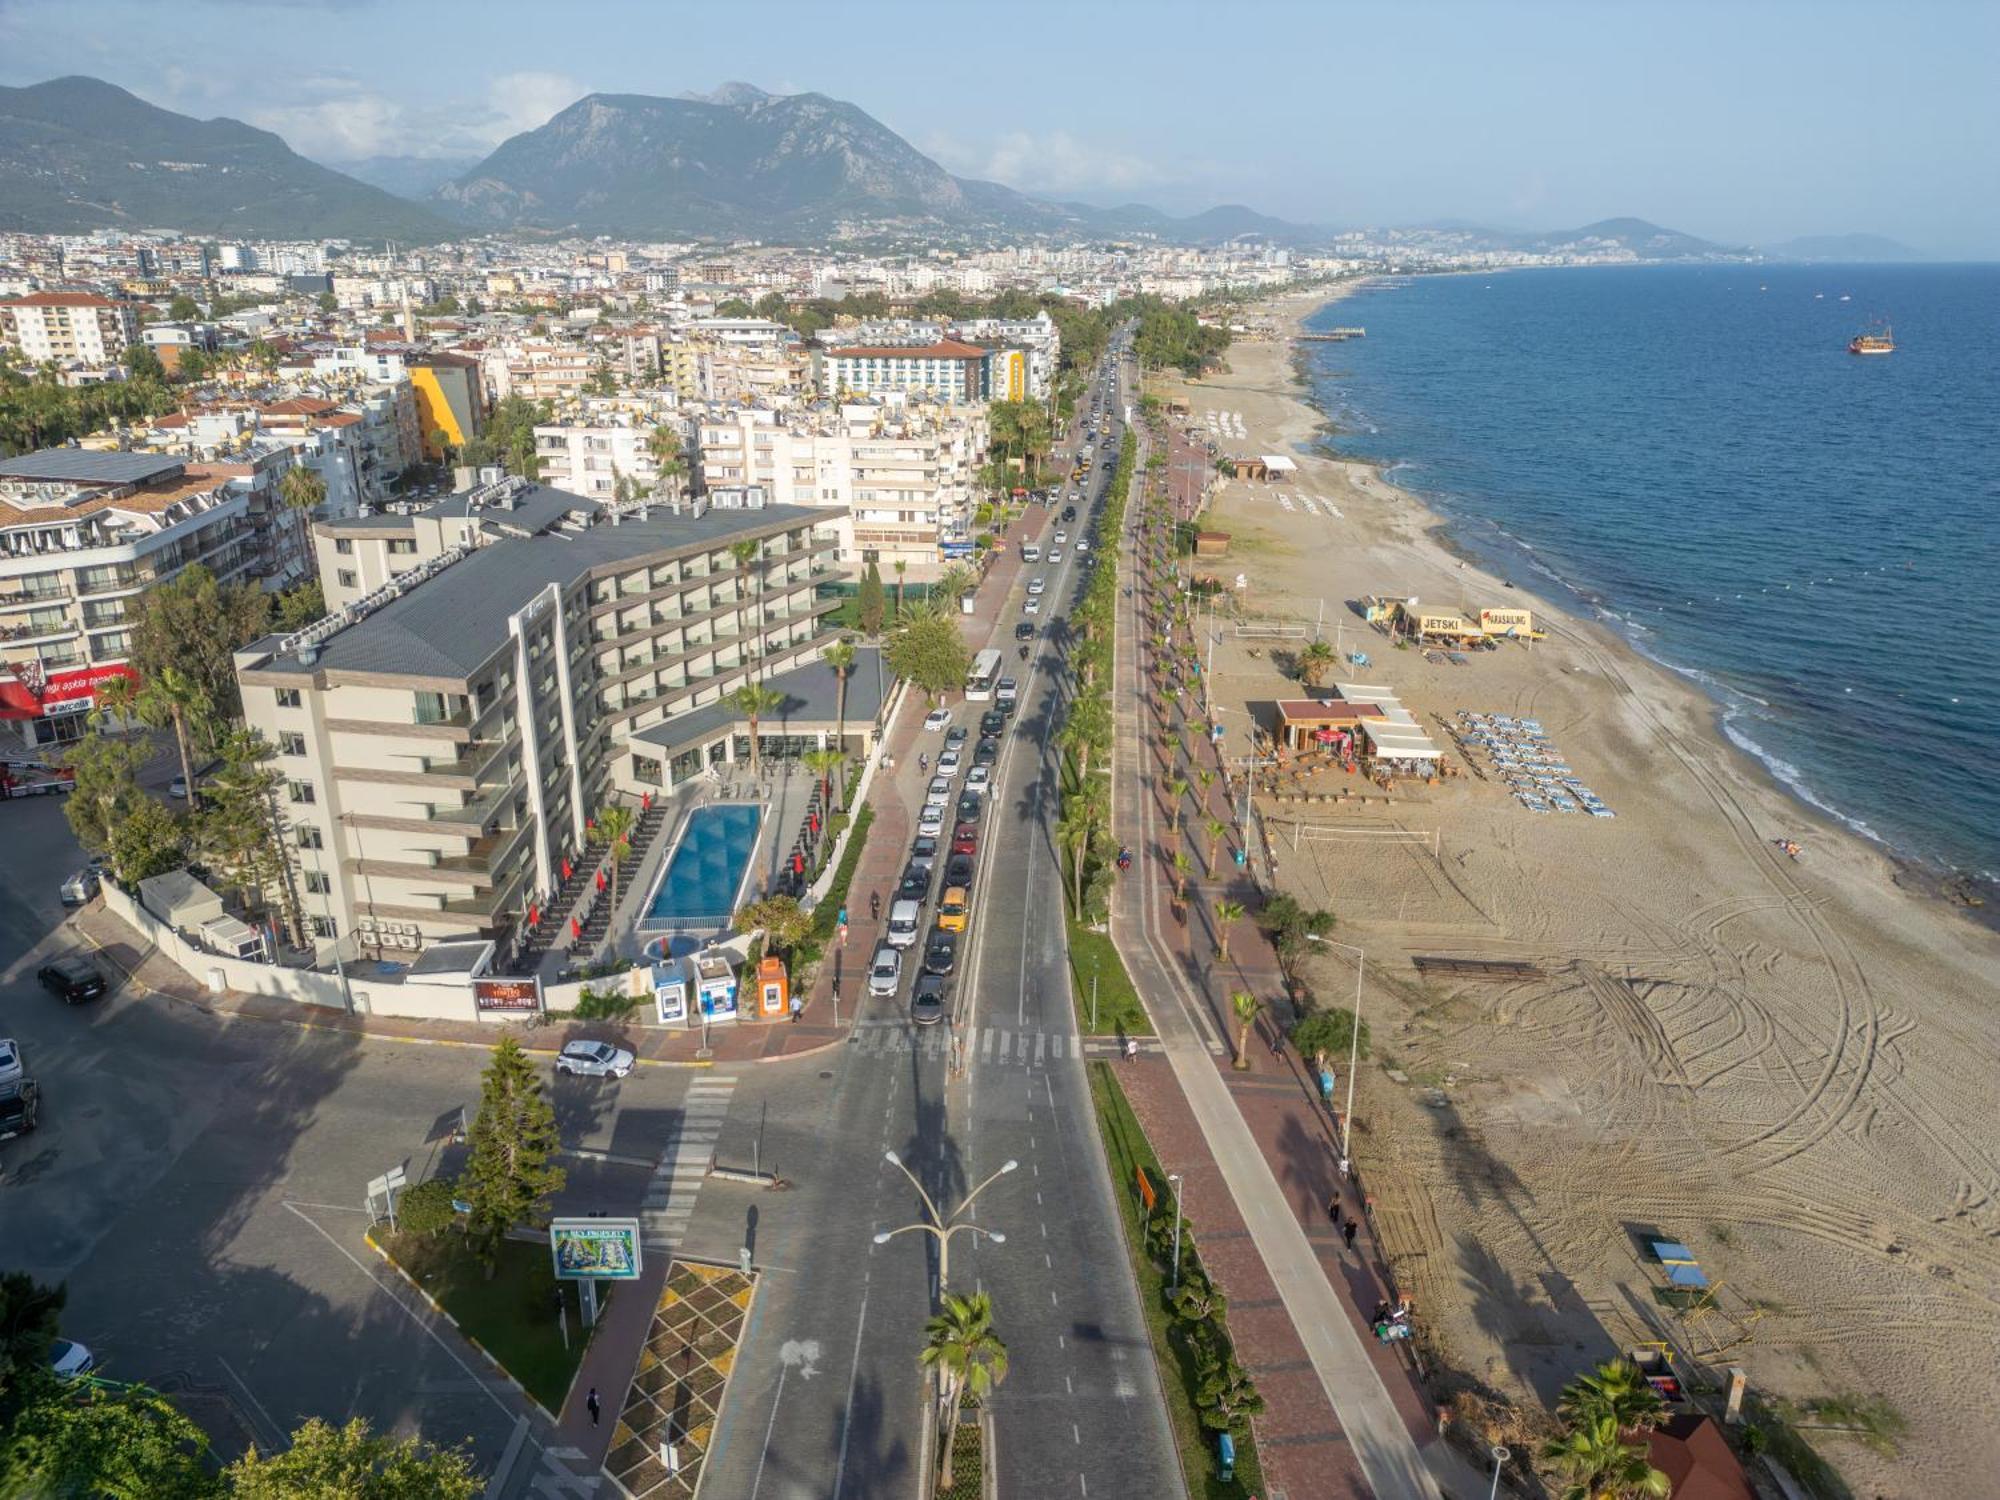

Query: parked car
[910,972,949,1027]
[0,1039,22,1088]
[924,775,953,808]
[996,678,1019,710]
[556,1039,635,1078]
[1027,577,1047,597]
[48,1340,94,1381]
[980,710,1007,736]
[1048,549,1064,564]
[923,928,958,976]
[917,806,945,838]
[38,957,105,1005]
[974,737,1000,768]
[965,765,991,791]
[898,863,932,902]
[923,708,952,732]
[0,1078,39,1142]
[1014,622,1035,642]
[936,886,970,933]
[945,853,974,890]
[168,759,221,799]
[944,726,968,750]
[937,748,961,774]
[868,944,903,998]
[957,791,983,823]
[59,868,99,906]
[911,834,939,866]
[952,824,979,856]
[887,899,922,948]
[1023,597,1042,616]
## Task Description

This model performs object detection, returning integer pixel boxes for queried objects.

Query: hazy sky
[3,0,1994,255]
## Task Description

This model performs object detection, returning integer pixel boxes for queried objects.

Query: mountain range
[0,76,453,241]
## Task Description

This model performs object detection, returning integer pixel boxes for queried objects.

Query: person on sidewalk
[587,1387,601,1427]
[1125,1037,1139,1062]
[1343,1219,1358,1251]
[1328,1196,1342,1227]
[789,994,803,1023]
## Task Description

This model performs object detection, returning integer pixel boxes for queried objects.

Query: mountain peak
[677,81,780,107]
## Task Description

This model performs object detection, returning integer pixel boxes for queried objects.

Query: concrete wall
[101,878,490,1025]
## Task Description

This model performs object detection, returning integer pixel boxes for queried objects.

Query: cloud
[240,70,583,163]
[922,128,1166,197]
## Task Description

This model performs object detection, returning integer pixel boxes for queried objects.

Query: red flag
[561,858,572,882]
[528,905,539,928]
[570,917,581,940]
[596,869,606,892]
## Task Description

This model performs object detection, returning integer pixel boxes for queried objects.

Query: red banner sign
[0,663,138,721]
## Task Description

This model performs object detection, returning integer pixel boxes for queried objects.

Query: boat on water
[1849,322,1895,355]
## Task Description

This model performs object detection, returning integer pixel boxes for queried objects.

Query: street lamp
[1168,1173,1185,1293]
[1488,1444,1511,1500]
[873,1152,1016,1293]
[1305,934,1365,1162]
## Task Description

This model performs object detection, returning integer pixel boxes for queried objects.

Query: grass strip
[379,1229,592,1415]
[1085,1061,1264,1499]
[1066,919,1153,1037]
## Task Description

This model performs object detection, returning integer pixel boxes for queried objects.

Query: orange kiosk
[755,956,790,1019]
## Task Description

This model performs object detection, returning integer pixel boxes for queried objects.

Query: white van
[1021,543,1042,563]
[887,899,922,948]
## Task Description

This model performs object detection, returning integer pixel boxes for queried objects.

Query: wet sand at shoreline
[1152,287,2000,1495]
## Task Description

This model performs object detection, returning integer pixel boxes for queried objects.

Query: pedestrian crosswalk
[638,1074,737,1250]
[846,1022,1097,1069]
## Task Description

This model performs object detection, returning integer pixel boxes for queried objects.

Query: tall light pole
[1306,934,1364,1161]
[1168,1172,1185,1293]
[873,1152,1016,1294]
[1488,1444,1510,1500]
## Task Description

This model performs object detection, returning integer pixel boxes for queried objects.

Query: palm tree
[1204,816,1228,877]
[919,1292,1010,1490]
[1540,1414,1672,1500]
[892,559,908,619]
[1297,638,1337,689]
[1167,776,1190,830]
[594,804,636,918]
[647,422,686,499]
[802,746,847,813]
[1171,850,1193,902]
[1056,799,1097,915]
[87,671,140,739]
[1558,1359,1668,1435]
[725,681,784,777]
[138,665,211,812]
[279,466,327,581]
[1195,766,1216,802]
[823,638,857,800]
[1213,897,1245,962]
[729,539,763,670]
[1229,990,1260,1069]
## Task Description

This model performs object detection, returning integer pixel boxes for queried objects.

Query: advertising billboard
[472,976,543,1014]
[549,1217,644,1280]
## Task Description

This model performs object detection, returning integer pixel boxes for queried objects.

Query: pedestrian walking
[789,993,803,1023]
[1343,1219,1358,1251]
[1125,1036,1139,1062]
[586,1387,601,1427]
[1329,1197,1342,1227]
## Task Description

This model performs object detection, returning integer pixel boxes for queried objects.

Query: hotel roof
[0,449,184,486]
[823,339,989,360]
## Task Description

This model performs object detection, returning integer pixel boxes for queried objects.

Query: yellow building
[408,353,486,461]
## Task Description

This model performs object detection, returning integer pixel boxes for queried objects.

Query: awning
[1260,455,1298,473]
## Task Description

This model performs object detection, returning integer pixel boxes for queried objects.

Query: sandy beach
[1153,286,2000,1495]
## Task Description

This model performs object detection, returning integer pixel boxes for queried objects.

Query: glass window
[337,570,357,589]
[334,538,354,555]
[309,915,337,939]
[303,870,331,894]
[287,780,316,805]
[296,824,322,849]
[276,688,302,708]
[279,731,307,756]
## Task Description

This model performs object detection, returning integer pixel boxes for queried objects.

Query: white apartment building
[697,399,986,574]
[240,479,847,956]
[0,449,262,750]
[817,339,990,404]
[533,418,686,503]
[0,292,142,367]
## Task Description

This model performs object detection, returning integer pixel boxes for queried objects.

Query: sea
[1301,262,2000,891]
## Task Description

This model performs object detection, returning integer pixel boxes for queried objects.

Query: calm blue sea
[1304,263,2000,883]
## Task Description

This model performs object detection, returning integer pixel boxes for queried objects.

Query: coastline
[1151,283,2000,1496]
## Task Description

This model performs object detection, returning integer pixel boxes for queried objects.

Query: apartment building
[237,478,842,954]
[533,418,685,504]
[817,339,990,403]
[0,292,142,367]
[0,449,261,750]
[697,399,985,573]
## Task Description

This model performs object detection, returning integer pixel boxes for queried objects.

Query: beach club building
[233,476,871,958]
[817,338,992,403]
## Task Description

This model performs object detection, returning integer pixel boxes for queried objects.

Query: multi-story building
[408,352,487,462]
[0,291,142,367]
[697,399,985,573]
[0,449,262,750]
[533,417,684,504]
[817,338,989,403]
[951,311,1060,400]
[237,477,848,955]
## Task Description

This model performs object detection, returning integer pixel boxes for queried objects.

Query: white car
[868,944,903,998]
[924,775,953,808]
[1075,538,1090,553]
[918,806,945,838]
[937,749,961,774]
[1048,549,1065,564]
[555,1039,635,1078]
[1024,597,1041,615]
[0,1038,21,1088]
[923,708,952,733]
[48,1339,95,1381]
[965,765,991,790]
[1053,530,1068,545]
[1027,577,1046,596]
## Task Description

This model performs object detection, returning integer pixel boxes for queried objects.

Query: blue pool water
[645,804,763,923]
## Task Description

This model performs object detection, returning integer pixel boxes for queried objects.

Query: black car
[924,928,958,976]
[911,833,939,865]
[1061,505,1077,522]
[1014,622,1036,642]
[945,853,974,890]
[957,791,983,823]
[974,736,1000,768]
[38,957,105,1005]
[943,726,968,750]
[898,862,932,902]
[979,710,1007,737]
[911,972,949,1027]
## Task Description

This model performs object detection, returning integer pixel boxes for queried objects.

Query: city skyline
[1,0,1994,256]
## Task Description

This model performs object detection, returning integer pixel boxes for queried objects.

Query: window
[334,538,354,555]
[336,569,357,589]
[276,688,302,709]
[287,780,316,805]
[303,870,331,894]
[279,731,307,756]
[309,915,338,939]
[296,823,322,850]
[388,539,417,555]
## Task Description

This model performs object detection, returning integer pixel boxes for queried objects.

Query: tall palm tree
[1167,776,1191,831]
[892,559,908,619]
[823,638,857,800]
[138,665,211,812]
[1557,1359,1669,1434]
[595,804,636,918]
[1230,990,1261,1070]
[918,1292,1009,1490]
[1540,1414,1672,1500]
[802,747,847,813]
[647,422,686,500]
[725,681,784,778]
[1213,897,1245,962]
[1204,816,1228,877]
[1171,850,1193,903]
[1056,799,1096,916]
[87,671,140,739]
[729,538,763,671]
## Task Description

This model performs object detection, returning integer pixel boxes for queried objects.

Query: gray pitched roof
[0,449,184,485]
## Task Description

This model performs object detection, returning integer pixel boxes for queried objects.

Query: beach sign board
[549,1217,644,1280]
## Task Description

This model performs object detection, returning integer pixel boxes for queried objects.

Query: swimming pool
[644,803,763,926]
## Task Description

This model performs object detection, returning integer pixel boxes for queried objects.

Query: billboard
[472,976,543,1014]
[550,1217,644,1280]
[0,662,139,721]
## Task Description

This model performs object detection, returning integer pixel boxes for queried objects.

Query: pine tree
[458,1039,565,1271]
[857,558,886,636]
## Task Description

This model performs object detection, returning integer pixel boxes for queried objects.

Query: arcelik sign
[0,662,139,721]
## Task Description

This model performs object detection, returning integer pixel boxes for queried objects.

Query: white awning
[1361,723,1442,759]
[1260,455,1298,472]
[1334,683,1401,704]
